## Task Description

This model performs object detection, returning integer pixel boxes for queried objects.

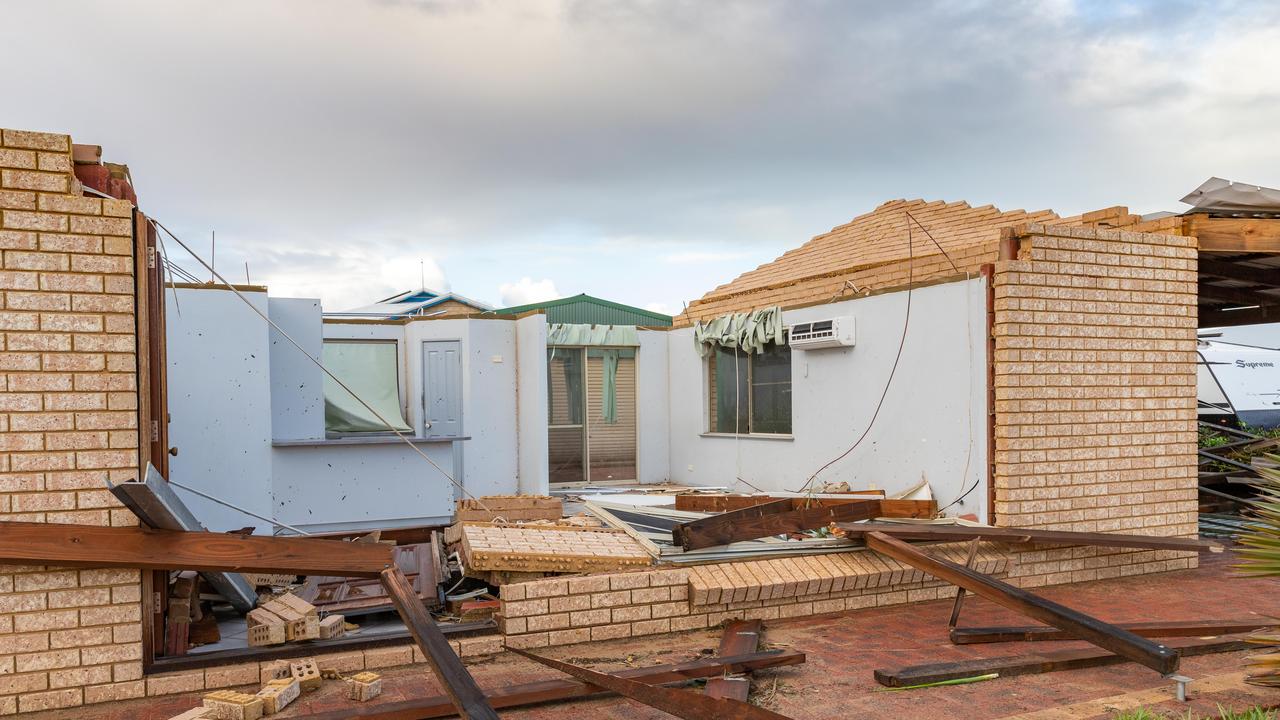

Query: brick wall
[500,545,1011,649]
[992,223,1200,586]
[0,128,145,713]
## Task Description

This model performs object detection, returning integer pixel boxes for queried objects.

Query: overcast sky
[4,0,1279,314]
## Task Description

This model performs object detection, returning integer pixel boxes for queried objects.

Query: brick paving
[31,551,1280,720]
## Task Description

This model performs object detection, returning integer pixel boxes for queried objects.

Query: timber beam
[1185,215,1280,253]
[864,532,1181,675]
[506,646,794,720]
[290,649,805,719]
[381,567,498,719]
[0,520,392,577]
[950,619,1269,645]
[837,523,1221,554]
[674,498,878,550]
[876,636,1247,687]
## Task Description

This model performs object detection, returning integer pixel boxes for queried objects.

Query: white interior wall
[168,288,528,533]
[267,297,324,441]
[636,330,671,483]
[165,288,275,532]
[665,278,990,520]
[515,315,550,494]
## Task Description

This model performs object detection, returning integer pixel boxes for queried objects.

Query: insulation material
[461,524,651,573]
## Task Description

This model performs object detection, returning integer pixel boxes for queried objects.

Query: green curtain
[693,306,785,357]
[600,349,619,424]
[322,341,413,434]
[547,323,640,346]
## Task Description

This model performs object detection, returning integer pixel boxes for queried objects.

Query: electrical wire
[149,218,489,511]
[789,212,916,493]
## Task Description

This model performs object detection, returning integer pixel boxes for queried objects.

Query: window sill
[699,432,794,441]
[272,436,469,447]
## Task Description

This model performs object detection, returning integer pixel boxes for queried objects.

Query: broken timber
[674,498,877,551]
[506,645,794,720]
[381,566,499,720]
[705,619,762,701]
[876,636,1250,687]
[840,523,1221,554]
[291,649,805,719]
[950,619,1270,645]
[864,531,1181,675]
[0,520,496,720]
[675,493,935,518]
[0,520,392,577]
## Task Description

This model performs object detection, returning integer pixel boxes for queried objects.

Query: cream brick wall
[0,128,145,714]
[500,545,1012,649]
[992,223,1200,586]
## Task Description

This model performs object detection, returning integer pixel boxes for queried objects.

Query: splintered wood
[462,524,651,573]
[456,495,563,523]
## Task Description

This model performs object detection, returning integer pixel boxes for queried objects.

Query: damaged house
[0,125,1278,716]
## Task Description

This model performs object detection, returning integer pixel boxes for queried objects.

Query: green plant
[1236,452,1280,687]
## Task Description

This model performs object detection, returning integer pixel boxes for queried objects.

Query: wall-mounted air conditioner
[788,316,855,350]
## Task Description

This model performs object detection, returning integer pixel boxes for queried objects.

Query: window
[322,340,412,434]
[707,340,792,435]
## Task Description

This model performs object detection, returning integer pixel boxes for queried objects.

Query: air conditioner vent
[788,316,854,350]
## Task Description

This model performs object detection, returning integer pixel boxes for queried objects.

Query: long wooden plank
[1185,215,1280,253]
[674,493,934,518]
[839,523,1221,554]
[292,649,805,719]
[950,620,1269,645]
[675,498,878,550]
[875,637,1248,687]
[706,619,762,701]
[864,532,1180,675]
[0,521,392,577]
[506,646,793,720]
[381,567,498,720]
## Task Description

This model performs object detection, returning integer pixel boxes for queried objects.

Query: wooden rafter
[836,522,1221,554]
[1198,282,1280,309]
[950,619,1269,645]
[1198,257,1280,286]
[673,498,878,551]
[0,521,392,577]
[292,649,805,719]
[864,532,1181,675]
[1185,215,1280,253]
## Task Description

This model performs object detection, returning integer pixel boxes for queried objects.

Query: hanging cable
[906,210,960,273]
[149,218,489,511]
[789,211,916,493]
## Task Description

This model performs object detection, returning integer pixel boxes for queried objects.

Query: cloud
[498,277,561,307]
[662,250,751,264]
[4,0,1280,313]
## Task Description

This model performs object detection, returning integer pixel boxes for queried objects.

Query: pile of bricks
[245,592,339,648]
[461,524,652,574]
[165,658,382,719]
[455,495,563,523]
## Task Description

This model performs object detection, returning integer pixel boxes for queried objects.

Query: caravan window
[321,340,412,434]
[707,340,792,435]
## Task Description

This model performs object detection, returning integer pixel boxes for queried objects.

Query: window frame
[705,339,793,437]
[321,338,412,437]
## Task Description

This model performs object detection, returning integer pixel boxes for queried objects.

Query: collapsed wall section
[991,223,1200,586]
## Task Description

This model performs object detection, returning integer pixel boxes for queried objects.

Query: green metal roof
[494,293,672,326]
